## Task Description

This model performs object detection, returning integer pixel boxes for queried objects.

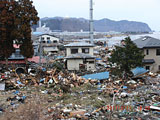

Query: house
[39,34,59,44]
[133,36,160,72]
[39,34,60,55]
[65,42,96,71]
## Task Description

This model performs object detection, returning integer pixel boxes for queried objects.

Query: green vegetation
[0,0,39,65]
[109,37,144,79]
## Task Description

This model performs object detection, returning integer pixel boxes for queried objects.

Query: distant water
[105,32,160,47]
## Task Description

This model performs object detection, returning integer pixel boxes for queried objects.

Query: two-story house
[38,34,60,55]
[133,36,160,72]
[65,42,96,71]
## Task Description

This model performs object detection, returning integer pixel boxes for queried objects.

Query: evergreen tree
[14,0,39,63]
[0,0,16,66]
[0,0,39,66]
[109,37,144,79]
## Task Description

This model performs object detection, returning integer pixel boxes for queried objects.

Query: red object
[0,60,25,64]
[28,56,46,63]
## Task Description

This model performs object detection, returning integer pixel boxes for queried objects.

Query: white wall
[39,35,59,43]
[67,59,83,70]
[67,59,96,71]
[66,47,94,56]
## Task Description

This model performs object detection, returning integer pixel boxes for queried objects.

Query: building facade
[65,42,96,71]
[39,34,60,55]
[134,36,160,72]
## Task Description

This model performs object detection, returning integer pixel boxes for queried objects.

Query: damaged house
[65,42,96,71]
[134,36,160,72]
[39,34,60,56]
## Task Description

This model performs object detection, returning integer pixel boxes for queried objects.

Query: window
[41,37,44,40]
[156,49,160,56]
[146,49,149,55]
[71,49,78,54]
[83,60,87,64]
[146,66,150,70]
[53,40,57,43]
[47,37,50,40]
[82,48,89,53]
[89,61,94,64]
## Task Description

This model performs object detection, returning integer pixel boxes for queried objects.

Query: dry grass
[0,99,44,120]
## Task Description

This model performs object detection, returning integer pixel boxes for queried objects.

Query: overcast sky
[32,0,160,31]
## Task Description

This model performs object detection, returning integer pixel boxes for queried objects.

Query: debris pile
[0,66,160,119]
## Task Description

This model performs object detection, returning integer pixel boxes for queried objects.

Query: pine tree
[109,37,144,79]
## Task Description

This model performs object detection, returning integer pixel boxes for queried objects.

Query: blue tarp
[56,56,64,59]
[82,72,109,80]
[96,58,102,60]
[131,67,148,77]
[33,32,43,35]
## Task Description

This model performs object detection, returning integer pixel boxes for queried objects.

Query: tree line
[0,0,39,65]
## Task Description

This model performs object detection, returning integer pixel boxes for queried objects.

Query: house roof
[82,72,109,80]
[64,42,94,47]
[142,59,155,64]
[0,60,25,64]
[38,34,58,38]
[66,53,95,59]
[133,36,160,48]
[28,56,46,63]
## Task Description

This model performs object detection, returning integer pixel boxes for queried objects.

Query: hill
[33,17,152,32]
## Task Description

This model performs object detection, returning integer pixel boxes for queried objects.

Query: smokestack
[90,0,94,44]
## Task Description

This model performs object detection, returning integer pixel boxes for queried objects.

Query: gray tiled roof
[133,36,160,48]
[65,42,94,47]
[66,53,95,59]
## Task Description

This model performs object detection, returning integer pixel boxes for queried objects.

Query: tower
[90,0,94,44]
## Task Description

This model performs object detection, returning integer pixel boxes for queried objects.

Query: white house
[39,34,60,55]
[39,34,59,44]
[65,42,96,71]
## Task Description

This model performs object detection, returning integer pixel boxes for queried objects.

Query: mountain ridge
[33,17,152,32]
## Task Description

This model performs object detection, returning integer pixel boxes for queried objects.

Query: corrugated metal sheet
[82,72,109,80]
[131,67,148,77]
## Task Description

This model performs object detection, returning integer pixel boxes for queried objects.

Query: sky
[32,0,160,31]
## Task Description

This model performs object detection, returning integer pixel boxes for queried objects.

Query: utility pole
[39,36,42,65]
[90,0,94,44]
